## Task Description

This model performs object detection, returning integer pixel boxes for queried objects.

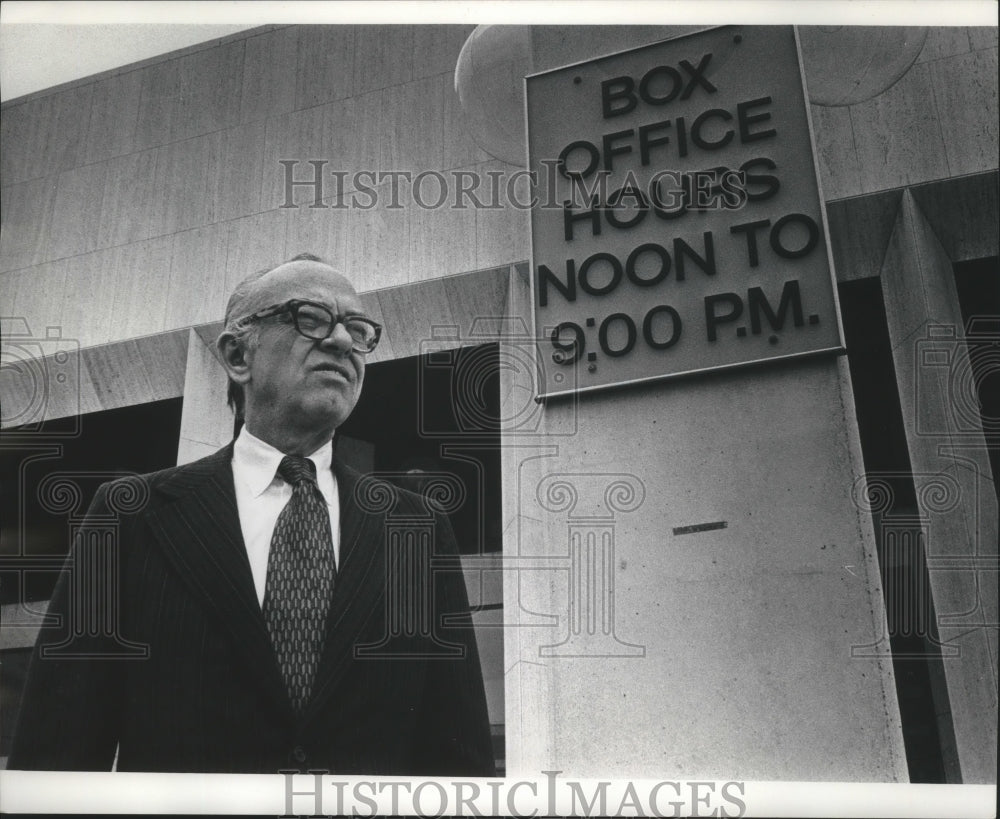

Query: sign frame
[524,25,847,402]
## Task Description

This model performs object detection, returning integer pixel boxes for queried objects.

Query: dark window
[0,398,183,605]
[0,648,32,759]
[339,344,503,556]
[953,256,1000,497]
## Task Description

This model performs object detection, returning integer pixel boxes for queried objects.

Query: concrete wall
[810,27,998,200]
[0,24,529,350]
[496,246,909,779]
[2,26,995,353]
[507,366,907,780]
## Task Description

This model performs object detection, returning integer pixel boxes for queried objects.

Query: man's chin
[297,394,357,431]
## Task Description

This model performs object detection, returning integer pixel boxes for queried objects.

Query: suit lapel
[305,458,390,720]
[144,445,293,718]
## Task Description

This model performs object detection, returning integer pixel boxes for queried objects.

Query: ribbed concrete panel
[474,160,532,271]
[106,236,173,341]
[823,172,998,285]
[165,224,230,331]
[344,180,412,291]
[295,26,356,109]
[213,120,266,224]
[0,330,189,429]
[968,26,999,51]
[58,249,121,348]
[48,163,107,260]
[170,39,245,143]
[96,148,159,248]
[82,69,143,165]
[284,204,350,276]
[89,334,187,409]
[352,25,413,96]
[380,74,446,175]
[809,29,998,201]
[0,177,58,273]
[909,172,1000,264]
[239,27,298,124]
[915,27,972,63]
[412,25,475,79]
[409,183,478,283]
[930,47,999,178]
[826,190,903,282]
[810,103,864,202]
[132,57,180,153]
[851,61,951,194]
[223,210,292,297]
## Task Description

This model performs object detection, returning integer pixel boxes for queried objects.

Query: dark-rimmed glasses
[235,299,382,353]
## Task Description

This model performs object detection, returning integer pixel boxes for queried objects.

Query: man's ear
[216,332,252,386]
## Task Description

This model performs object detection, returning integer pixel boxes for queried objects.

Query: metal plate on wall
[526,26,845,400]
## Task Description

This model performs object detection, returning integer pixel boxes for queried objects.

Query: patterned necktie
[263,455,336,714]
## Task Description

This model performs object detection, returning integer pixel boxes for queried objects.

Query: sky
[0,23,256,100]
[0,1,994,103]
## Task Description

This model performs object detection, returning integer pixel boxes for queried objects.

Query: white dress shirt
[231,427,341,607]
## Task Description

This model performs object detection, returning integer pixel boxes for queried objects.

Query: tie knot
[277,455,317,486]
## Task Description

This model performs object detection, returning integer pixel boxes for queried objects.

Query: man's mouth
[311,362,353,381]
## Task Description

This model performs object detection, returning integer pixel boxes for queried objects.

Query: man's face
[239,261,367,436]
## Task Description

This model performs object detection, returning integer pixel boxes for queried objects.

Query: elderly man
[10,254,495,775]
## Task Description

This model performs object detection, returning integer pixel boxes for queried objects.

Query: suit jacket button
[292,746,307,764]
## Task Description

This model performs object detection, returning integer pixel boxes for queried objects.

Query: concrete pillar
[879,190,998,784]
[176,327,233,465]
[502,274,909,781]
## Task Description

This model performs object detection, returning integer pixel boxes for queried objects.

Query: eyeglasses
[236,299,382,353]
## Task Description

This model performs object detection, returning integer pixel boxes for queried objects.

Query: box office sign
[526,26,845,400]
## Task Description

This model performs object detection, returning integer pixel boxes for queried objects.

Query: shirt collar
[233,426,334,499]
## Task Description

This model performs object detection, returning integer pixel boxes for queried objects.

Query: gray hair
[222,252,327,420]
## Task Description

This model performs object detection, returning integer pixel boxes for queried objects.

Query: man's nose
[321,321,355,353]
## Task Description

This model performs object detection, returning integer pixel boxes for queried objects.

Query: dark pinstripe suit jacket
[9,445,495,775]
